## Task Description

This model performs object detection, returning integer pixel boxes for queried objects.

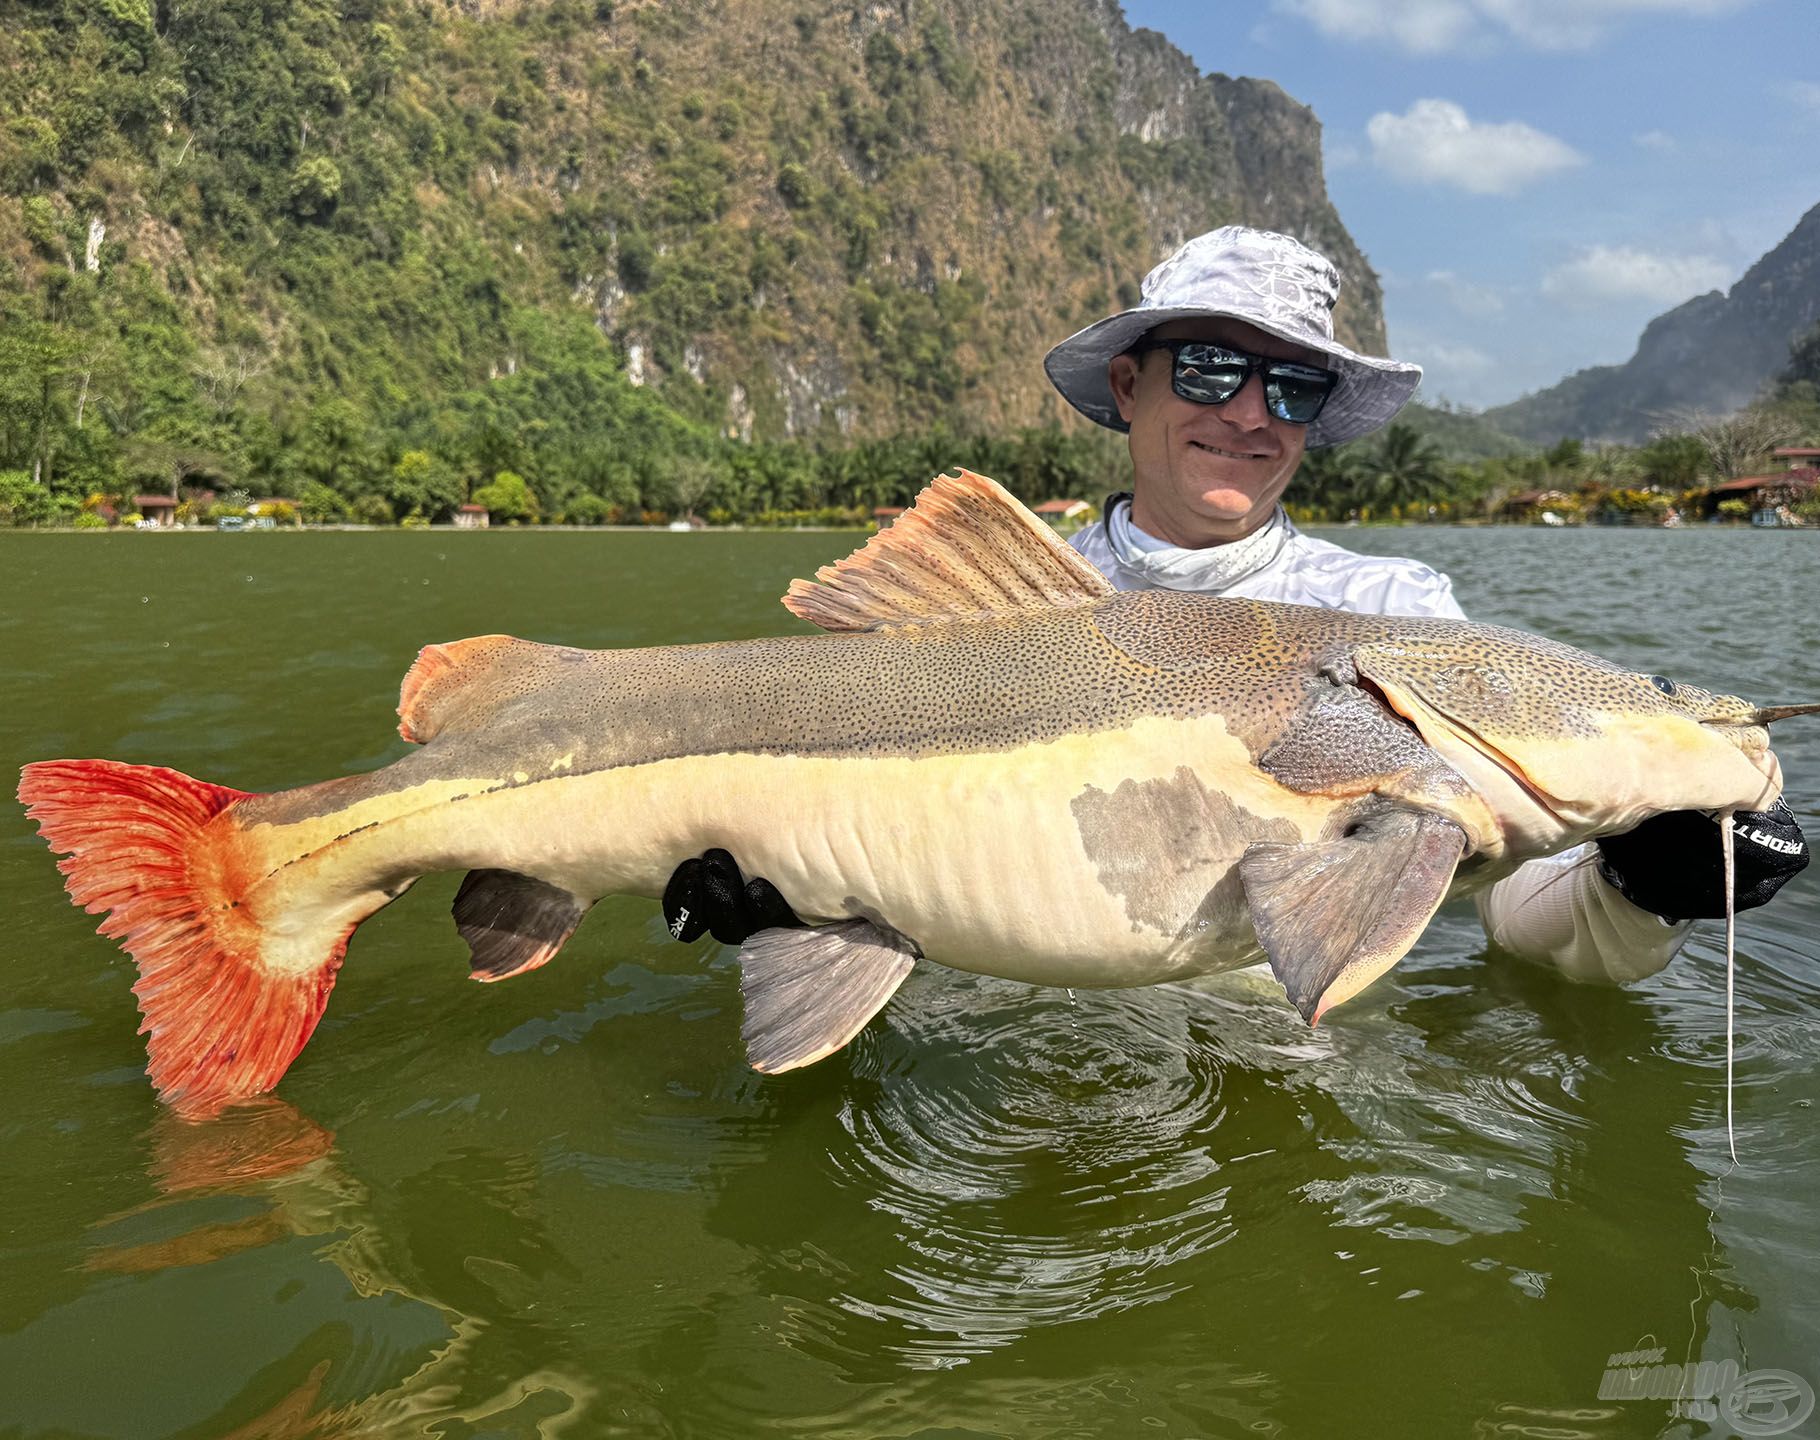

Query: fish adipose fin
[398,634,551,743]
[783,469,1114,632]
[17,760,382,1118]
[453,869,590,981]
[739,920,918,1072]
[1240,806,1466,1026]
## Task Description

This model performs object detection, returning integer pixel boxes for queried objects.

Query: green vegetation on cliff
[0,0,1381,522]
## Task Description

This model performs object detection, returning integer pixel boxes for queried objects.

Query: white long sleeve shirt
[1071,497,1688,984]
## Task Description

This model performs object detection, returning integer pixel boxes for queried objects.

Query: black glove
[1596,798,1808,921]
[662,848,802,945]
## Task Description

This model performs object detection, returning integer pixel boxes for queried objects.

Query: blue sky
[1118,0,1820,411]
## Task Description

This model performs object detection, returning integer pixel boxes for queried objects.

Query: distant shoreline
[4,520,1810,536]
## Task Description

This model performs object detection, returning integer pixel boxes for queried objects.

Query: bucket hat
[1043,226,1422,448]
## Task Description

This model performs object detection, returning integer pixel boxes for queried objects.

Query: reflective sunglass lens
[1264,367,1335,423]
[1174,365,1246,405]
[1266,380,1328,423]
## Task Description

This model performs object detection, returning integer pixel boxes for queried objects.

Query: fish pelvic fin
[453,869,590,981]
[18,759,380,1118]
[783,469,1114,633]
[397,634,550,743]
[739,920,917,1072]
[1240,805,1466,1026]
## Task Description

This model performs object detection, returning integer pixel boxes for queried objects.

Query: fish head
[1349,630,1799,859]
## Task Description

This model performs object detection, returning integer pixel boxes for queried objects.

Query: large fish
[18,473,1813,1118]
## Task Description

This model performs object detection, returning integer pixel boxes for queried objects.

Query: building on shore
[1033,499,1093,527]
[1694,467,1817,525]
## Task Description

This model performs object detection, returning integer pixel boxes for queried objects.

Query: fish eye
[1648,675,1679,697]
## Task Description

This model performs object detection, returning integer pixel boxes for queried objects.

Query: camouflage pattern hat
[1043,226,1422,448]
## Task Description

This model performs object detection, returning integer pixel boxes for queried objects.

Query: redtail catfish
[18,473,1812,1117]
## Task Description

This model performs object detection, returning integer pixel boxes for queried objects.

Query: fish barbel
[17,472,1814,1117]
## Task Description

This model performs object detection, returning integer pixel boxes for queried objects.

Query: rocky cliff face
[576,0,1393,438]
[1487,202,1820,444]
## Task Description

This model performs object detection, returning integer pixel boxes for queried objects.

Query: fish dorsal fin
[783,470,1114,632]
[397,634,550,743]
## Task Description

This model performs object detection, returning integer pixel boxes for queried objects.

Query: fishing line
[1721,806,1738,1170]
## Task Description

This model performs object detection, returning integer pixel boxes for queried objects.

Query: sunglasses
[1130,340,1339,425]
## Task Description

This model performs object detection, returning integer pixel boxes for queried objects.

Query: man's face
[1108,317,1318,547]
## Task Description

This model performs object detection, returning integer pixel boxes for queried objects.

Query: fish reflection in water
[73,1099,596,1439]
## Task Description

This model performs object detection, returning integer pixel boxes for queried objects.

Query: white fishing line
[1721,807,1738,1169]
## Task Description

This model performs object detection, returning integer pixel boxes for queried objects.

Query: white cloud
[1779,80,1820,115]
[1633,129,1677,151]
[1426,269,1505,316]
[1540,245,1733,305]
[1273,0,1753,54]
[1391,333,1499,407]
[1367,100,1584,195]
[1412,339,1496,374]
[1271,0,1480,55]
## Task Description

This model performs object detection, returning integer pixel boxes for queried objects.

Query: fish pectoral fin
[453,869,591,981]
[1239,807,1466,1026]
[738,920,918,1073]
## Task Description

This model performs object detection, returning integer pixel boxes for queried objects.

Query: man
[667,227,1806,988]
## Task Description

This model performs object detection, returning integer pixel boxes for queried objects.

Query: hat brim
[1044,307,1423,449]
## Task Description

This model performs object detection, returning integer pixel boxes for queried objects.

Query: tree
[122,417,238,499]
[0,470,55,526]
[349,493,395,525]
[301,400,381,496]
[1296,444,1365,517]
[387,450,464,521]
[561,492,613,525]
[288,156,342,219]
[662,457,716,522]
[1684,408,1799,481]
[471,469,540,523]
[1359,423,1447,511]
[0,316,76,487]
[297,480,347,524]
[1543,436,1584,473]
[1636,433,1706,490]
[1580,444,1641,489]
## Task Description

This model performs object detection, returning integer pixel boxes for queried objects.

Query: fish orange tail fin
[18,759,357,1119]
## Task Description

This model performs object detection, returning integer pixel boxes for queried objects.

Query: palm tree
[1360,423,1448,512]
[1296,443,1366,519]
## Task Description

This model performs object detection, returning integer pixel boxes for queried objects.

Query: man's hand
[1596,799,1809,921]
[662,848,802,945]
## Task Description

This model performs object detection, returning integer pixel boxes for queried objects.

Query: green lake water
[2,526,1817,1439]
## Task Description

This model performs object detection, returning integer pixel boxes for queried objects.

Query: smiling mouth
[1189,439,1272,461]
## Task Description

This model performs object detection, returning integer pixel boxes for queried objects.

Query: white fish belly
[507,713,1340,989]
